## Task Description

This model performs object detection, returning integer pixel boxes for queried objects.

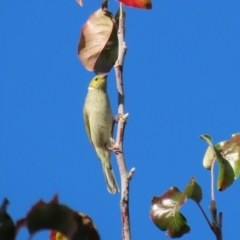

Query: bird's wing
[83,110,94,146]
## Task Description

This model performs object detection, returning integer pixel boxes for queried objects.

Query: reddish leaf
[150,187,190,238]
[150,178,203,238]
[49,230,59,240]
[17,195,100,240]
[118,0,152,9]
[78,8,118,74]
[0,198,15,240]
[76,0,83,7]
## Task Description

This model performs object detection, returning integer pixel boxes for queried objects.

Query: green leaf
[150,187,190,238]
[217,133,240,179]
[200,134,217,170]
[200,133,240,191]
[0,199,15,240]
[215,133,240,191]
[184,177,202,203]
[200,134,214,149]
[202,146,216,170]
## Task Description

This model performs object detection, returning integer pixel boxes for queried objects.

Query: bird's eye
[95,78,98,81]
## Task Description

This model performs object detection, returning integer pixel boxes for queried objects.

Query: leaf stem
[209,159,222,239]
[196,202,212,229]
[211,159,216,201]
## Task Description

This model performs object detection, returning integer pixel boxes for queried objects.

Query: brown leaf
[16,195,100,240]
[78,8,118,74]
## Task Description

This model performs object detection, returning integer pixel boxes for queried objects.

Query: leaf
[150,187,190,238]
[215,133,240,191]
[50,213,99,240]
[202,146,216,170]
[118,0,152,9]
[200,134,217,170]
[78,8,118,74]
[16,195,100,240]
[49,230,67,240]
[76,0,83,7]
[0,198,15,240]
[200,133,240,191]
[218,133,240,179]
[200,134,214,147]
[184,177,202,203]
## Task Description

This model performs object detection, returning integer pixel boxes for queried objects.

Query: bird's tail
[102,162,119,194]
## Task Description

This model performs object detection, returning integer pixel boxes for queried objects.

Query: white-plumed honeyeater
[83,75,119,194]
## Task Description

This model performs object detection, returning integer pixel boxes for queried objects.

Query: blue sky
[1,1,240,240]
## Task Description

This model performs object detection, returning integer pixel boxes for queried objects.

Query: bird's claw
[114,113,129,123]
[106,139,121,153]
[108,145,121,153]
[114,114,121,123]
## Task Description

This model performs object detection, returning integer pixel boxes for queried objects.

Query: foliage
[150,133,240,239]
[0,195,99,240]
[2,0,239,240]
[150,178,202,238]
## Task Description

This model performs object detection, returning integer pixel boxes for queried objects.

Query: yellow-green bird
[83,75,119,194]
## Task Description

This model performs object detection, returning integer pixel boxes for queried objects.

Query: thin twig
[196,202,212,229]
[114,3,134,240]
[209,159,223,240]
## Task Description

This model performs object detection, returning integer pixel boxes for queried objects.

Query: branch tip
[218,212,223,229]
[122,113,129,121]
[128,168,135,180]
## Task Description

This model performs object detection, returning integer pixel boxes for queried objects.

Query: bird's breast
[85,91,113,147]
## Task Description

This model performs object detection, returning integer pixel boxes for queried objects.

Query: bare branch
[210,201,223,240]
[196,200,223,240]
[114,3,134,240]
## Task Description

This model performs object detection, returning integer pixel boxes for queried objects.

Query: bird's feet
[106,138,121,153]
[114,114,121,123]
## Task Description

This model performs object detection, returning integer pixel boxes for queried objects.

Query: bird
[83,75,119,194]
